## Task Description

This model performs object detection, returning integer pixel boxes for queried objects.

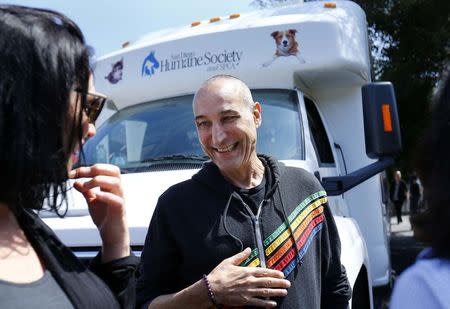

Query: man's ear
[253,102,262,128]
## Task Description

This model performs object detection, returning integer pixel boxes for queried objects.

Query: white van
[42,1,401,307]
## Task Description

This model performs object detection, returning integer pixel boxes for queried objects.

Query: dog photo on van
[105,58,123,84]
[262,29,305,67]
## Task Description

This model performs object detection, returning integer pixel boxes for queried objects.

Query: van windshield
[79,89,303,172]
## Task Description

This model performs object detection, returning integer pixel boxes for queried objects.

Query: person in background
[0,6,137,309]
[136,75,351,308]
[390,69,450,308]
[408,173,422,217]
[390,170,408,224]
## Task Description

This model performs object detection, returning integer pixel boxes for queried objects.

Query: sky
[2,0,257,57]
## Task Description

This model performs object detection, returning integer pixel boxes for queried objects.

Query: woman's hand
[207,248,291,307]
[69,164,130,262]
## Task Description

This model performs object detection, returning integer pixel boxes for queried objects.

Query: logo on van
[141,49,243,78]
[105,58,123,84]
[141,51,160,77]
[262,29,305,67]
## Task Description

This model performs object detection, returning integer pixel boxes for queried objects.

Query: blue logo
[141,51,160,77]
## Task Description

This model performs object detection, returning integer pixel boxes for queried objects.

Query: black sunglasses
[76,89,107,123]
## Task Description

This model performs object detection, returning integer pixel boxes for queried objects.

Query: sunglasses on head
[75,89,107,123]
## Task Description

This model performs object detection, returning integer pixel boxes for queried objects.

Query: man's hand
[69,164,130,262]
[207,248,291,308]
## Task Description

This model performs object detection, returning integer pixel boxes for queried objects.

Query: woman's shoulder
[400,248,450,283]
[400,256,450,281]
[390,250,450,308]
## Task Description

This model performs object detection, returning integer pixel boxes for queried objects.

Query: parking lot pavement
[375,214,426,308]
[390,215,413,236]
[390,215,426,274]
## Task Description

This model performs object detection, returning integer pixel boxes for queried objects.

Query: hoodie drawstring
[222,192,244,252]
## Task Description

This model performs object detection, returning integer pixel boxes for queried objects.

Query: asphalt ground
[374,214,426,309]
[390,215,426,276]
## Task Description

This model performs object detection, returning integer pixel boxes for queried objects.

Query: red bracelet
[202,274,218,308]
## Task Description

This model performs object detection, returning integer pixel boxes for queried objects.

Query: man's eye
[196,121,208,128]
[223,115,238,122]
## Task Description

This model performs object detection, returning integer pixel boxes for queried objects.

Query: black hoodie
[137,155,351,308]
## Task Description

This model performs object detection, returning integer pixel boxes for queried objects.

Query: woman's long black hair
[413,68,450,258]
[0,5,91,215]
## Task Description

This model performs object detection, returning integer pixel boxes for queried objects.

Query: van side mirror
[362,82,402,159]
[321,83,401,195]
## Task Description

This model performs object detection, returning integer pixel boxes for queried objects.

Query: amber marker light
[381,104,393,132]
[324,3,337,8]
[210,17,221,23]
[229,13,240,19]
[191,21,201,27]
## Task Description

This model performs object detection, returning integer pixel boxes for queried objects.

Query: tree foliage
[355,0,450,173]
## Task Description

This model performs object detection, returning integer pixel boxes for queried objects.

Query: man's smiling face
[193,78,261,175]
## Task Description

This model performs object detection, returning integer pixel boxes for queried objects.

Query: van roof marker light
[381,104,393,132]
[324,3,336,8]
[229,13,240,19]
[122,41,130,48]
[191,21,201,27]
[210,17,221,23]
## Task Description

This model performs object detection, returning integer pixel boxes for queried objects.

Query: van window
[80,90,303,172]
[253,90,303,160]
[304,97,335,165]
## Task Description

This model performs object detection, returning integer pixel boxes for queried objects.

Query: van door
[298,92,348,216]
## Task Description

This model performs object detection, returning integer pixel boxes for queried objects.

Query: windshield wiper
[140,154,209,163]
[119,154,208,173]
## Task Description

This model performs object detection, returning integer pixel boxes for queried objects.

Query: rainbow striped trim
[240,191,327,277]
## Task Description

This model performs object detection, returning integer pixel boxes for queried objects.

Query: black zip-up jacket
[137,155,351,308]
[16,208,139,309]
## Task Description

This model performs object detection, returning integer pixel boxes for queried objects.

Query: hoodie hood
[192,154,287,263]
[192,154,283,199]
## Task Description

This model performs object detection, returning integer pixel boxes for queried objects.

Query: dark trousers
[410,197,420,216]
[393,201,403,223]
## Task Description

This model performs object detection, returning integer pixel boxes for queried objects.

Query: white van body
[42,1,394,307]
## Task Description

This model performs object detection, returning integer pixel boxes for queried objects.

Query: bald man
[137,75,351,309]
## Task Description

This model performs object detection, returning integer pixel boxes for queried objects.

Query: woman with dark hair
[390,69,450,308]
[0,6,137,309]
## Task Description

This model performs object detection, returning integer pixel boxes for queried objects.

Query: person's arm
[69,164,137,308]
[89,253,139,309]
[402,181,409,201]
[145,278,210,309]
[69,164,131,262]
[320,201,352,309]
[147,248,291,309]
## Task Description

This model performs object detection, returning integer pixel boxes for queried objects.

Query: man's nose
[211,123,226,144]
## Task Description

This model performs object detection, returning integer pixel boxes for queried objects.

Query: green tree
[356,0,450,174]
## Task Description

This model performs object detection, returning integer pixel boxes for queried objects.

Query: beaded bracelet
[202,274,218,308]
